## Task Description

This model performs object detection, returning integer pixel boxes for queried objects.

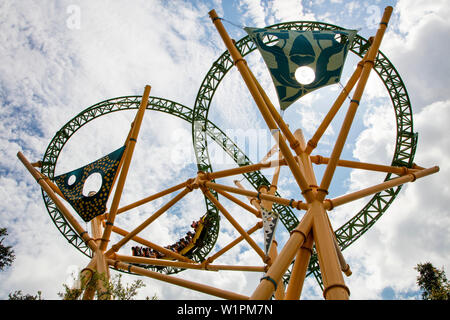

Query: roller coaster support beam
[206,222,262,264]
[100,85,152,251]
[209,9,314,203]
[325,166,440,210]
[91,215,110,299]
[115,180,188,215]
[104,187,192,257]
[305,51,370,155]
[285,232,314,300]
[108,260,249,300]
[114,254,265,272]
[310,155,421,176]
[203,188,267,261]
[105,223,195,263]
[17,151,98,252]
[206,181,308,210]
[319,7,393,200]
[250,208,313,299]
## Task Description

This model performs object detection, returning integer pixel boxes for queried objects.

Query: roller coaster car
[131,214,209,260]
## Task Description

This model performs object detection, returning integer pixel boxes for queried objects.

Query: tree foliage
[0,227,15,271]
[8,290,42,300]
[58,271,153,300]
[2,226,155,300]
[415,262,450,300]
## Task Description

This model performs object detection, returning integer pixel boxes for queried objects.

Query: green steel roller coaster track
[40,21,416,285]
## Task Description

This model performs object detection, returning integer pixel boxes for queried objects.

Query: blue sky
[0,0,449,300]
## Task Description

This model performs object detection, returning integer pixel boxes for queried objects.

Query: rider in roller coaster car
[131,216,206,258]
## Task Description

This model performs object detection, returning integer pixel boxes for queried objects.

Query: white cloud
[238,0,267,27]
[383,0,450,109]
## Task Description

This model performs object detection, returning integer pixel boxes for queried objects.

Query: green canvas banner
[53,146,126,222]
[245,27,356,110]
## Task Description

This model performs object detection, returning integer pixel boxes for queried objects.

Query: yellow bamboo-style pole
[207,222,263,264]
[207,162,270,180]
[310,155,418,176]
[36,172,65,199]
[114,254,201,269]
[261,142,279,163]
[250,209,313,299]
[17,151,98,252]
[284,232,314,300]
[107,119,136,200]
[205,264,265,272]
[95,252,110,299]
[311,200,349,299]
[280,129,318,300]
[106,222,194,263]
[261,141,283,211]
[115,180,188,215]
[305,51,370,155]
[268,240,285,300]
[105,187,192,257]
[324,166,440,210]
[295,126,349,299]
[203,189,267,261]
[109,260,249,300]
[209,10,313,202]
[206,181,308,210]
[80,257,98,300]
[294,129,317,185]
[333,237,351,276]
[247,68,303,156]
[214,188,261,218]
[114,254,265,272]
[100,85,152,251]
[234,180,263,211]
[89,214,111,300]
[319,7,393,200]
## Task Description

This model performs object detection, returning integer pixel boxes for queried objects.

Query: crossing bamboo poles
[108,260,249,300]
[205,222,262,264]
[206,181,308,210]
[100,85,152,251]
[284,232,314,299]
[105,223,195,263]
[17,151,98,252]
[115,180,189,215]
[234,180,263,211]
[314,7,393,299]
[114,254,265,272]
[318,7,393,200]
[295,128,352,278]
[305,50,370,155]
[213,5,396,297]
[261,147,285,298]
[251,207,314,299]
[213,188,261,218]
[209,9,313,203]
[104,187,192,258]
[203,188,267,261]
[283,130,317,299]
